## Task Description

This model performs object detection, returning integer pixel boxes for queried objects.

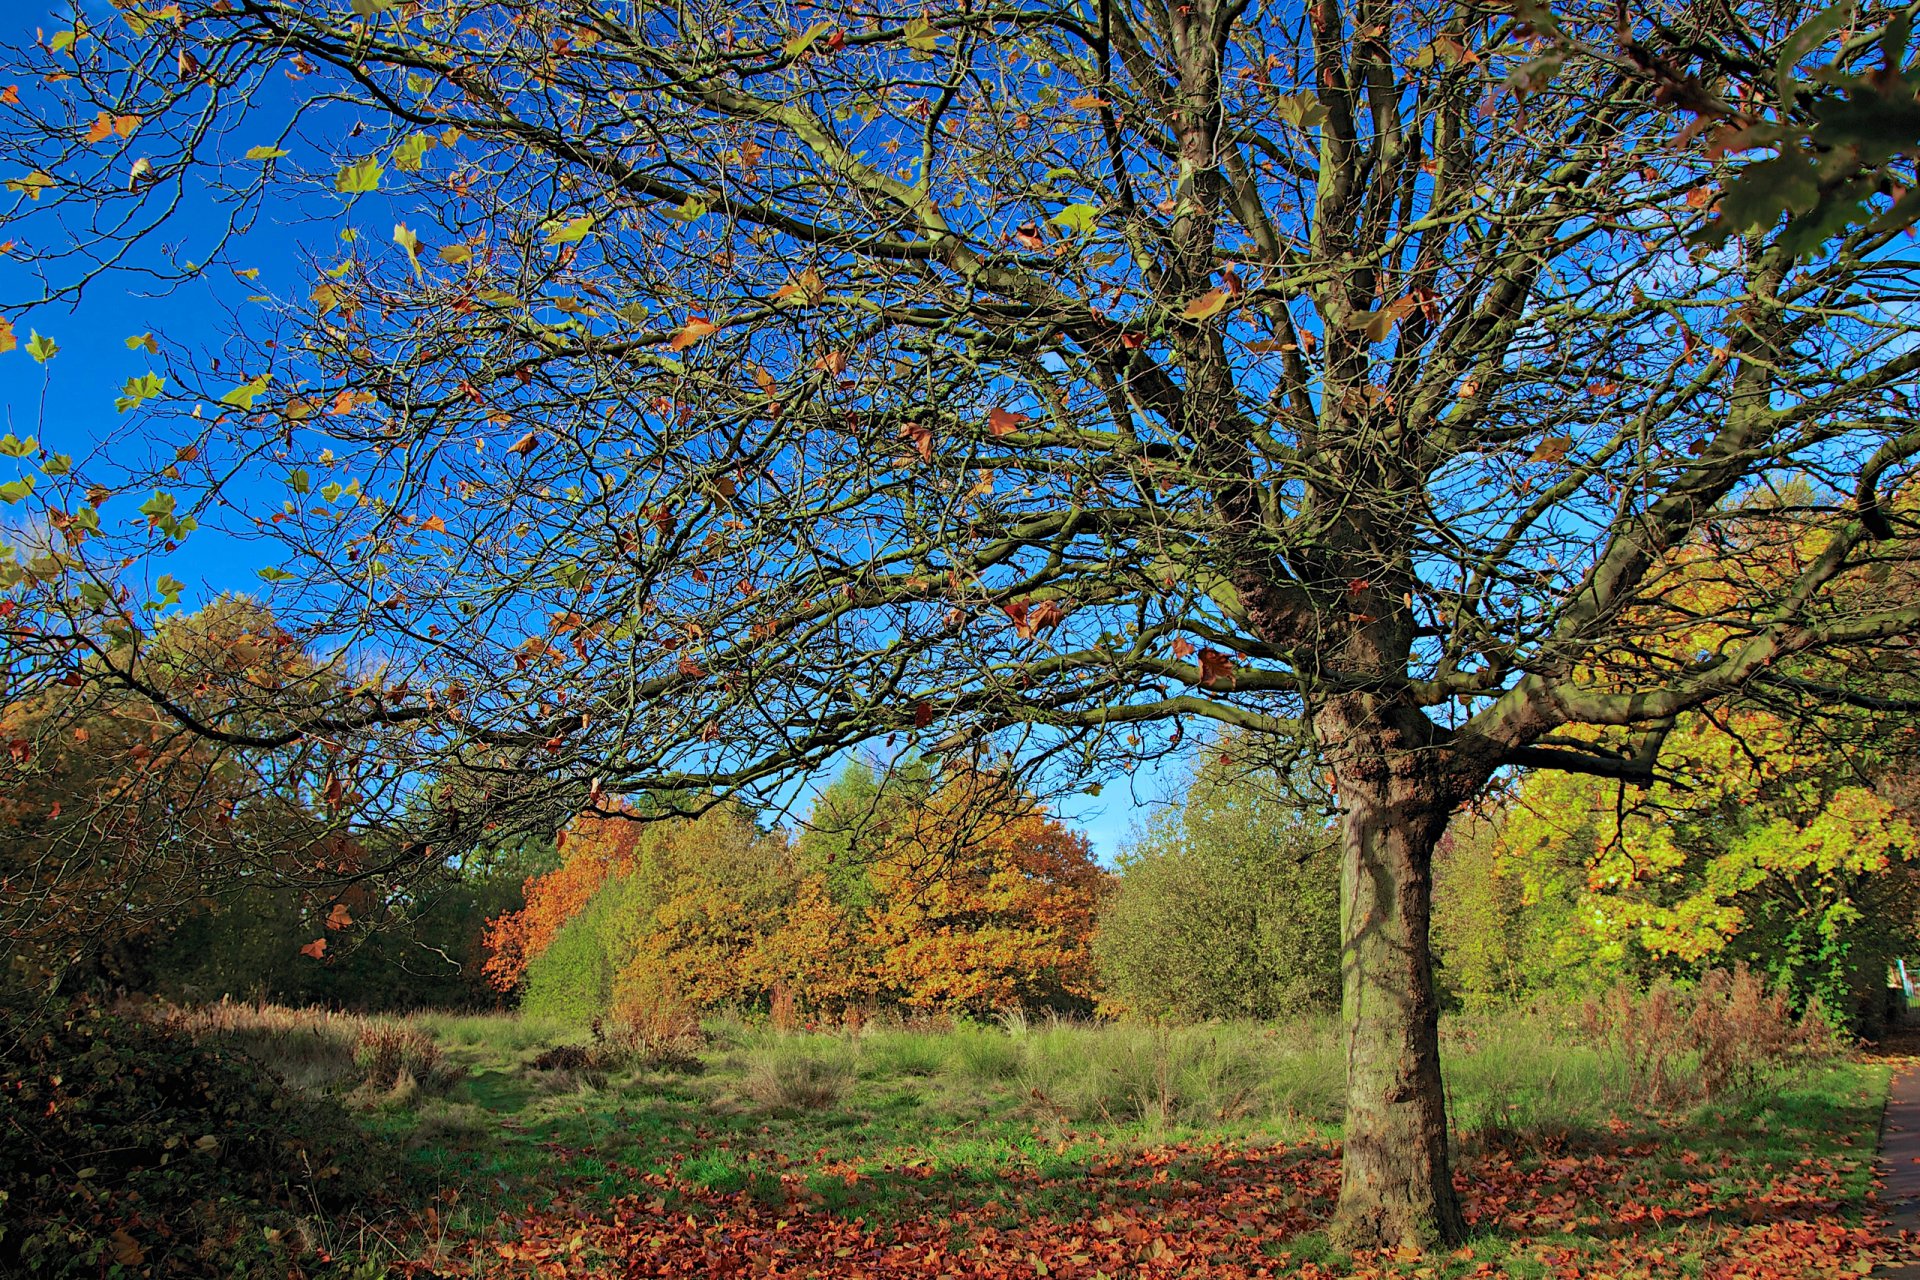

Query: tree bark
[1318,695,1467,1251]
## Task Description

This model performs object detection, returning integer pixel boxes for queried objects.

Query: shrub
[354,1021,461,1096]
[1095,758,1340,1022]
[1580,964,1842,1104]
[0,999,388,1277]
[521,872,656,1022]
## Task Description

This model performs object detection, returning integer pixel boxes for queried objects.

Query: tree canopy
[2,0,1919,1247]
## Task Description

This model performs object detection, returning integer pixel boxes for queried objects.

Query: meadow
[142,991,1909,1278]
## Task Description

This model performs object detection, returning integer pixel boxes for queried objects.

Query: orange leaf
[326,903,353,930]
[901,422,934,462]
[987,407,1029,437]
[420,514,448,533]
[300,937,328,959]
[508,432,541,457]
[668,315,717,351]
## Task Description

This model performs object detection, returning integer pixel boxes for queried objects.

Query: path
[1881,1035,1920,1275]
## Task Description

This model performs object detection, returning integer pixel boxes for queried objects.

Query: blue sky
[0,4,1188,862]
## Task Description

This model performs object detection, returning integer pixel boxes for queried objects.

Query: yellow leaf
[1181,288,1228,321]
[436,243,473,265]
[0,318,14,355]
[6,171,55,199]
[393,222,422,276]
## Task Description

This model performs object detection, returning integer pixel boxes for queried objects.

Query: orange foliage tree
[480,813,645,992]
[485,765,1106,1018]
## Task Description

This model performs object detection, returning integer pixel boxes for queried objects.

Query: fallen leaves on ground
[383,1131,1920,1279]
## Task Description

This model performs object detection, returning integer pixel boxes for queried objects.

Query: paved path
[1882,1042,1920,1274]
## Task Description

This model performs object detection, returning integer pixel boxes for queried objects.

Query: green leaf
[350,0,395,15]
[662,196,707,224]
[1050,202,1099,236]
[390,132,435,172]
[1776,1,1851,96]
[334,156,384,195]
[256,566,296,583]
[155,573,183,605]
[24,332,57,363]
[542,214,596,245]
[0,433,35,458]
[0,477,34,504]
[903,17,940,52]
[436,243,472,265]
[42,453,71,476]
[220,375,272,409]
[287,468,311,495]
[784,20,832,57]
[138,491,175,520]
[115,372,165,413]
[244,144,290,161]
[77,581,108,607]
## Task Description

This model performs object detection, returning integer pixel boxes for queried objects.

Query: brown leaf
[1171,636,1195,658]
[1196,648,1236,689]
[901,421,934,462]
[508,432,541,457]
[913,701,934,729]
[108,1229,144,1267]
[326,903,353,930]
[1527,435,1572,464]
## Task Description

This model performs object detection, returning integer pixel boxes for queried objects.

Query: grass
[153,1000,1906,1277]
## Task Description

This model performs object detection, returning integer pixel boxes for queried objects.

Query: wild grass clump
[1580,964,1843,1104]
[739,1036,857,1111]
[1015,1018,1342,1130]
[154,1000,464,1100]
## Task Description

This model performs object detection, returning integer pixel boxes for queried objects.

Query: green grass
[173,1003,1900,1277]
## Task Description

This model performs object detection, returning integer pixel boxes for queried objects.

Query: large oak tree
[3,0,1919,1246]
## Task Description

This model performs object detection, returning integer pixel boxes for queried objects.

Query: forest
[3,0,1920,1272]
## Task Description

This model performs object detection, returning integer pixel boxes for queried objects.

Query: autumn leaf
[988,407,1030,437]
[1196,647,1236,688]
[508,432,541,457]
[326,902,353,930]
[773,268,826,306]
[1171,636,1195,658]
[420,513,448,533]
[669,315,718,351]
[0,318,13,355]
[1528,434,1573,464]
[901,421,934,462]
[300,937,328,959]
[1182,288,1229,321]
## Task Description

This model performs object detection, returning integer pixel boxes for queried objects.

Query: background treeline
[6,609,1916,1033]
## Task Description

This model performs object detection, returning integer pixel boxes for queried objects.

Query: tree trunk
[1319,697,1467,1251]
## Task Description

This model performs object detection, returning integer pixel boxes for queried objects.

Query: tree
[1546,0,1920,253]
[3,0,1920,1246]
[1097,751,1340,1021]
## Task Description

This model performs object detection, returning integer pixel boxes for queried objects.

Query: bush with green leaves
[1095,760,1340,1022]
[520,872,658,1021]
